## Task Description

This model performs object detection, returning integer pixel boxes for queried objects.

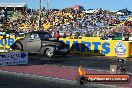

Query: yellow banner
[0,36,20,49]
[60,38,131,57]
[0,36,131,57]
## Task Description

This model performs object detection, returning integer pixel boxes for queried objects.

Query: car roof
[28,31,50,34]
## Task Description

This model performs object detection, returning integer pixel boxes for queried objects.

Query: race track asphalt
[0,70,117,88]
[0,54,132,88]
[28,54,132,73]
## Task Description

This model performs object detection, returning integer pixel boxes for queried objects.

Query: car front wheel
[45,48,55,58]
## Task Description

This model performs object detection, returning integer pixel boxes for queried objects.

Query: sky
[0,0,132,11]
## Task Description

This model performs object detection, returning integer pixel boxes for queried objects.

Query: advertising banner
[0,36,131,57]
[60,38,131,57]
[0,36,21,48]
[0,52,28,66]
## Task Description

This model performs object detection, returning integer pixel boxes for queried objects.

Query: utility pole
[38,0,42,30]
[47,0,49,15]
[47,0,49,11]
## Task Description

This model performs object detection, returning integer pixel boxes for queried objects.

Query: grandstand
[0,3,27,11]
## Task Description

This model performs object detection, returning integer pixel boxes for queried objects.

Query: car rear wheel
[15,43,22,50]
[45,48,55,58]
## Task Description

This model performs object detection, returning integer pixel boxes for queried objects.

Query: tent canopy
[0,3,27,8]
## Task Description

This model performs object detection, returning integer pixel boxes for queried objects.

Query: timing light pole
[39,0,42,30]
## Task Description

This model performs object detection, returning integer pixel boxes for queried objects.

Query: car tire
[15,43,22,50]
[45,48,55,58]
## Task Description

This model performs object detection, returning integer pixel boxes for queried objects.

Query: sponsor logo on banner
[114,42,126,56]
[60,40,110,54]
[0,52,28,66]
[0,38,15,46]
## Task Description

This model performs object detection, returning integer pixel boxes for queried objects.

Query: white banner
[0,52,28,66]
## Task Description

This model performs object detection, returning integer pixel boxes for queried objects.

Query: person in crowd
[124,34,129,41]
[1,7,131,41]
[74,32,80,39]
[63,32,67,38]
[55,30,60,41]
[51,30,56,37]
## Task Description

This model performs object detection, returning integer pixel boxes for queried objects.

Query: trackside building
[0,3,27,11]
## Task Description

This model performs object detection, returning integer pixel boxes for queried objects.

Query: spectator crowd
[0,6,132,40]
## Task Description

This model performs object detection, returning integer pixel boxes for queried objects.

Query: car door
[27,33,41,52]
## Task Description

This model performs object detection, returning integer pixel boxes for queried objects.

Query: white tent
[83,9,96,14]
[116,12,124,15]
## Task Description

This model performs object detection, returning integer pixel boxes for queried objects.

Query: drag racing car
[10,31,70,58]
